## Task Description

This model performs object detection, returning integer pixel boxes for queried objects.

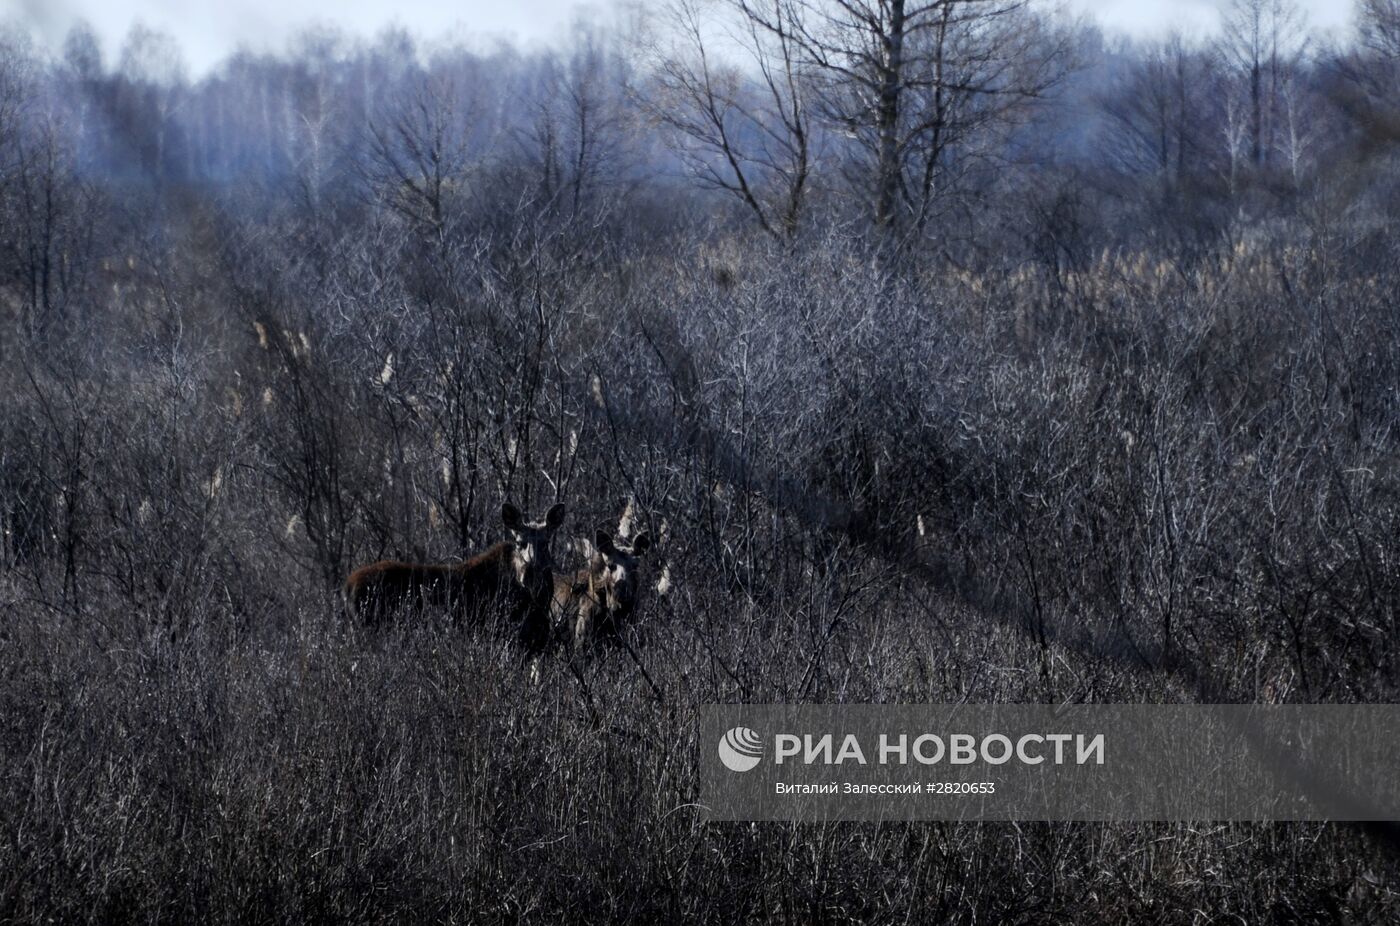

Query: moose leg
[573,601,598,653]
[519,603,553,685]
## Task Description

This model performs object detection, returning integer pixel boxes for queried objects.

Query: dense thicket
[2,1,1399,921]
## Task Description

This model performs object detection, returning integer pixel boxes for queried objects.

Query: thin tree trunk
[874,0,906,230]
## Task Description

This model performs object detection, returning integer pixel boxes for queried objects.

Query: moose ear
[595,529,616,555]
[545,503,567,530]
[501,503,523,530]
[631,532,651,556]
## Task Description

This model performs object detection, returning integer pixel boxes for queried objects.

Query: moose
[345,502,566,654]
[552,527,652,651]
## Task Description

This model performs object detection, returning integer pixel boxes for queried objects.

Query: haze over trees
[1,0,1399,920]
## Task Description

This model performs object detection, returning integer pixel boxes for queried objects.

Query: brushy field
[2,213,1398,921]
[4,600,1395,922]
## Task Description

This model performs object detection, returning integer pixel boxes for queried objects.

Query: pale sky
[1071,0,1352,40]
[2,0,1360,77]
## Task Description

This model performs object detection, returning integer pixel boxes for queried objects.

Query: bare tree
[0,31,28,182]
[1101,35,1213,186]
[1358,0,1400,61]
[1218,0,1306,171]
[116,24,188,182]
[1325,0,1400,159]
[897,0,1073,235]
[1331,0,1400,122]
[363,74,476,234]
[524,23,635,219]
[60,22,104,172]
[717,0,1070,237]
[287,27,348,215]
[1275,66,1317,185]
[647,0,814,238]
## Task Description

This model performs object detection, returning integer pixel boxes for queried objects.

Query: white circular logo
[718,726,764,772]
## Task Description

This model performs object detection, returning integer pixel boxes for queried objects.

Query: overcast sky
[4,0,1358,77]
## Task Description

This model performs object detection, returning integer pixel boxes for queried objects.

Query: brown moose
[345,502,566,654]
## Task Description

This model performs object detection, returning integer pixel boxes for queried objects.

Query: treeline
[3,1,1400,276]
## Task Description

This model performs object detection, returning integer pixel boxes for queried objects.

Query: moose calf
[552,528,651,651]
